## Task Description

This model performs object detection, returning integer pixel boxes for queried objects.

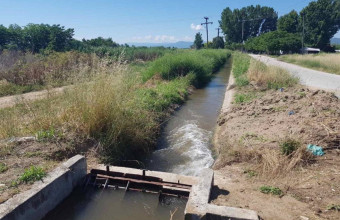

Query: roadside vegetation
[214,52,340,219]
[278,53,340,75]
[0,49,230,163]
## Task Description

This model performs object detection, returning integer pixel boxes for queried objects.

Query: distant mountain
[331,38,340,45]
[126,41,193,49]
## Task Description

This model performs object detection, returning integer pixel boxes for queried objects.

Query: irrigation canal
[44,63,231,220]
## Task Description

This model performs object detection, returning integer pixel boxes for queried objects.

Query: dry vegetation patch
[214,85,340,219]
[278,53,340,75]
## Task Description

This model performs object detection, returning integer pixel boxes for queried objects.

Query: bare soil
[0,136,99,204]
[213,85,340,220]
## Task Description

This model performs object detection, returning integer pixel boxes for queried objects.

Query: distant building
[335,50,340,53]
[302,47,320,54]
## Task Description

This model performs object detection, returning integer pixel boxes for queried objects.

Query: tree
[212,36,225,49]
[219,5,278,43]
[245,31,301,54]
[193,33,203,49]
[301,0,340,50]
[0,25,10,49]
[277,10,299,33]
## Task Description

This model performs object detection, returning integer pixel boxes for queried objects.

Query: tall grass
[248,59,299,89]
[231,52,298,89]
[232,52,250,87]
[0,49,230,164]
[278,53,340,75]
[142,49,230,87]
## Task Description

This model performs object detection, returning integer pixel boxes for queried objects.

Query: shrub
[19,166,46,183]
[280,138,301,155]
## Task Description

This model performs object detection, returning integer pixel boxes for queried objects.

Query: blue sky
[0,0,339,43]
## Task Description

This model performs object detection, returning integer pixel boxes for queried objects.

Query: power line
[201,17,213,46]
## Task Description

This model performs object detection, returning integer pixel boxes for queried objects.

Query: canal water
[146,63,231,176]
[44,63,231,220]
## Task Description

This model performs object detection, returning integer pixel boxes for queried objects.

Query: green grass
[260,186,283,196]
[0,49,231,165]
[234,93,256,104]
[232,52,250,87]
[280,138,300,156]
[327,204,340,211]
[19,166,46,184]
[142,49,230,87]
[0,162,8,173]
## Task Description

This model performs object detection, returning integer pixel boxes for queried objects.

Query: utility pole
[241,20,245,44]
[201,17,213,47]
[216,28,220,37]
[301,14,305,54]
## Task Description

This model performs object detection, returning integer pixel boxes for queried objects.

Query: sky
[0,0,339,44]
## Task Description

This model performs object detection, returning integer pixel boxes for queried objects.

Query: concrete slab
[0,155,86,220]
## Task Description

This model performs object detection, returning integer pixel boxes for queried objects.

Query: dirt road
[0,87,66,109]
[250,54,340,93]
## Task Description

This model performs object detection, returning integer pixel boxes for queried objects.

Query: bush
[280,138,301,155]
[245,31,301,54]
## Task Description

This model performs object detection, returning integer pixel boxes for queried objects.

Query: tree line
[194,0,340,53]
[0,23,129,54]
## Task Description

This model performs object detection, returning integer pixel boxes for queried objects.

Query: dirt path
[0,87,67,109]
[250,54,340,93]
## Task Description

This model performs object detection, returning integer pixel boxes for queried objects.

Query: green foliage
[0,162,8,173]
[280,138,301,155]
[142,50,230,87]
[193,33,204,49]
[245,31,301,54]
[220,5,278,43]
[260,186,283,196]
[244,169,257,177]
[277,10,299,33]
[212,37,225,49]
[327,204,340,211]
[301,0,340,50]
[234,93,255,103]
[232,52,250,87]
[19,166,46,184]
[36,127,61,141]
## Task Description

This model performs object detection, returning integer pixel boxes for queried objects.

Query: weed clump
[0,162,8,173]
[19,166,46,184]
[259,186,283,196]
[280,138,301,156]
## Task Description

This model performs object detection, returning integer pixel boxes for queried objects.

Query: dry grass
[279,53,340,75]
[215,139,314,178]
[247,59,299,89]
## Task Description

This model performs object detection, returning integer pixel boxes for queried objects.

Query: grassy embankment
[0,49,231,165]
[278,53,340,75]
[0,48,168,97]
[217,52,307,175]
[214,52,340,218]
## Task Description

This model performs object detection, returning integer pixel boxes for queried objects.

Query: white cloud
[131,35,178,43]
[191,23,203,31]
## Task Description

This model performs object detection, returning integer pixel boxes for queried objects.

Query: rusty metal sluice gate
[84,166,192,199]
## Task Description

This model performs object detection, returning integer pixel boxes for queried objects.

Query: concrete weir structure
[0,155,259,220]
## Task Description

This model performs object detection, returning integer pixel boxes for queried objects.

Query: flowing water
[44,63,231,220]
[146,63,231,176]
